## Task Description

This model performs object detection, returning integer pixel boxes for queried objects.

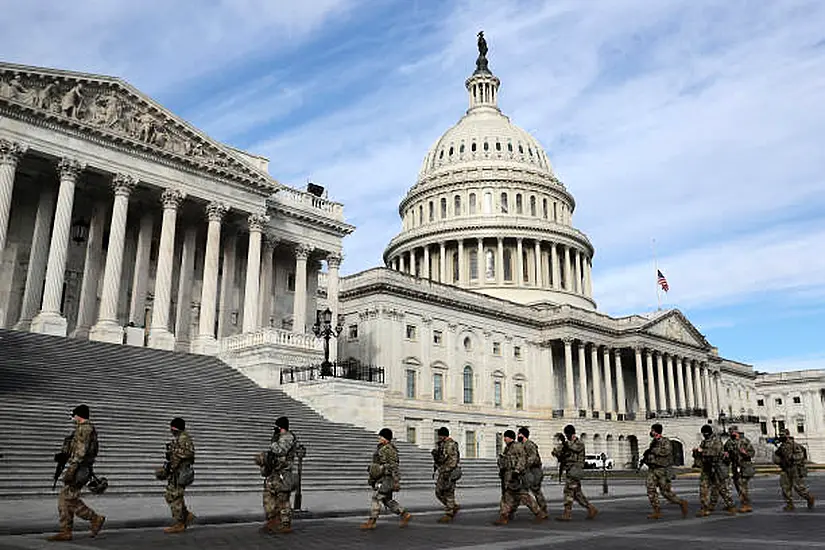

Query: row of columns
[389,237,592,297]
[0,141,341,353]
[555,339,720,419]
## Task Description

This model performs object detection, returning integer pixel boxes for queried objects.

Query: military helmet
[700,424,714,436]
[437,426,449,437]
[563,424,576,436]
[651,423,663,435]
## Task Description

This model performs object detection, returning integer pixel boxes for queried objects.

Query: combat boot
[647,507,662,520]
[533,510,549,523]
[163,523,186,534]
[695,508,710,517]
[555,506,572,522]
[360,518,377,530]
[90,515,106,537]
[437,514,453,523]
[782,503,795,512]
[586,505,599,520]
[493,514,509,525]
[259,518,279,534]
[273,524,293,534]
[807,495,815,510]
[725,507,737,516]
[738,504,753,513]
[46,530,72,542]
[680,500,689,518]
[399,512,412,527]
[184,511,196,527]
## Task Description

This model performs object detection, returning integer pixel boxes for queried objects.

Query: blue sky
[2,1,824,372]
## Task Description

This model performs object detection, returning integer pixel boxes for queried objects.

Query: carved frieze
[645,314,704,348]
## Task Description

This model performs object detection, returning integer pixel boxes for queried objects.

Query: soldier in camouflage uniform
[643,423,689,519]
[493,430,547,525]
[724,425,756,513]
[432,426,460,523]
[551,424,598,522]
[256,416,298,534]
[773,428,815,511]
[361,428,412,530]
[47,405,106,542]
[518,427,547,514]
[693,424,736,517]
[158,417,195,534]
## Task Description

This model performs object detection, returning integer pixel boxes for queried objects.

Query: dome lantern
[466,31,501,113]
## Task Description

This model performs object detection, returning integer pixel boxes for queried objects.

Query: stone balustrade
[219,327,324,353]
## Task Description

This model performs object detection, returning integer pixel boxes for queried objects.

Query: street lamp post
[312,308,343,376]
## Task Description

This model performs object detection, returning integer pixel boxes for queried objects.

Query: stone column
[655,352,667,411]
[291,242,312,334]
[423,245,430,280]
[590,343,602,414]
[676,355,687,412]
[174,225,198,348]
[68,200,106,338]
[702,365,712,414]
[477,238,483,283]
[547,343,556,409]
[646,350,658,412]
[90,173,138,343]
[31,158,84,336]
[586,259,593,297]
[635,348,647,415]
[496,237,504,284]
[15,186,56,330]
[694,361,705,410]
[147,188,185,350]
[603,347,614,416]
[258,236,274,326]
[551,243,560,289]
[0,139,27,257]
[575,250,583,294]
[439,242,446,282]
[685,358,696,410]
[455,240,463,283]
[615,349,627,415]
[665,353,677,411]
[128,212,154,325]
[242,213,268,333]
[192,202,227,355]
[217,229,237,338]
[533,240,542,287]
[409,248,416,276]
[563,245,572,291]
[578,341,589,413]
[516,238,524,286]
[326,252,342,361]
[562,338,576,414]
[399,253,405,272]
[713,371,722,416]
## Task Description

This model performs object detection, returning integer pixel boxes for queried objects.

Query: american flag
[657,269,669,292]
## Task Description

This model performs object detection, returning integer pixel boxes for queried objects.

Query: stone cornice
[0,62,279,195]
[267,201,355,237]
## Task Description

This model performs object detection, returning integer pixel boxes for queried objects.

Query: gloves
[155,467,169,481]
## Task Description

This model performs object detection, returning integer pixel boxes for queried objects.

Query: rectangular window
[433,373,443,401]
[797,421,805,434]
[514,345,522,359]
[760,422,768,435]
[405,324,417,340]
[429,201,434,222]
[433,330,443,345]
[515,193,523,214]
[454,195,461,215]
[495,432,504,456]
[494,380,502,407]
[492,342,501,355]
[500,192,508,214]
[287,273,296,292]
[776,398,783,405]
[483,192,493,214]
[348,324,358,339]
[441,198,447,219]
[465,430,477,458]
[756,399,765,406]
[793,396,801,404]
[469,193,477,214]
[406,369,416,399]
[515,384,524,410]
[407,426,416,444]
[543,198,548,219]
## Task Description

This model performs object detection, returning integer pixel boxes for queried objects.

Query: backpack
[85,427,99,464]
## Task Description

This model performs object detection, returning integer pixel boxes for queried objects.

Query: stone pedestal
[29,311,68,336]
[148,328,176,351]
[190,335,218,356]
[88,321,124,344]
[124,326,145,347]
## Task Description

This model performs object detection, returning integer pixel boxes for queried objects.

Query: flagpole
[651,238,661,311]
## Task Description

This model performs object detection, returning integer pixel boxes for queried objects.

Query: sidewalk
[0,480,653,536]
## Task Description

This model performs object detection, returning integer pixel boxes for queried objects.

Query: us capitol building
[0,36,822,465]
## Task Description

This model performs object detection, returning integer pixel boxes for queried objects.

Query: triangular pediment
[0,62,278,192]
[639,310,709,349]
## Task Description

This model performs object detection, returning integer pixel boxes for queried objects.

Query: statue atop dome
[475,31,490,74]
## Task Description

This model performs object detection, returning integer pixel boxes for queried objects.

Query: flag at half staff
[657,269,669,292]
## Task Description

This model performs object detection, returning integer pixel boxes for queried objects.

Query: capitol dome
[385,33,596,310]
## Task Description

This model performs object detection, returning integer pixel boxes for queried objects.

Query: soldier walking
[773,428,815,511]
[643,423,688,519]
[432,426,461,523]
[518,427,547,515]
[156,417,195,534]
[361,428,412,530]
[256,416,298,534]
[724,425,756,513]
[494,430,547,525]
[693,424,736,517]
[551,424,598,521]
[47,405,105,542]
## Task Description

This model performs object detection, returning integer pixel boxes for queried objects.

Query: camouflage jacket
[522,439,543,470]
[499,441,527,475]
[698,434,724,466]
[551,437,585,471]
[371,441,401,484]
[168,431,195,472]
[433,438,460,473]
[269,430,296,473]
[773,437,806,470]
[646,436,673,468]
[67,420,97,467]
[724,436,755,467]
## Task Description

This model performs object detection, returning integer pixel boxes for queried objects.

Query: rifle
[636,448,651,474]
[52,434,73,489]
[431,441,442,480]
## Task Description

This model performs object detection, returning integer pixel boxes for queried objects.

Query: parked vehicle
[584,454,614,469]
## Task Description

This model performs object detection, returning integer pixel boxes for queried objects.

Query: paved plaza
[0,476,822,549]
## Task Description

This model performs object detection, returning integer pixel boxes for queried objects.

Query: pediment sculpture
[645,314,705,347]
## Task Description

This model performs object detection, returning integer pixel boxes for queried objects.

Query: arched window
[495,141,501,151]
[440,197,447,219]
[428,201,434,222]
[448,146,454,156]
[471,142,477,152]
[418,205,423,225]
[469,249,479,280]
[483,192,493,214]
[500,193,508,214]
[503,249,513,281]
[515,193,523,214]
[485,249,495,281]
[543,198,548,219]
[530,195,536,216]
[483,141,489,151]
[553,202,558,221]
[463,336,472,351]
[463,366,474,404]
[469,193,477,214]
[460,143,465,154]
[454,195,461,215]
[507,142,513,152]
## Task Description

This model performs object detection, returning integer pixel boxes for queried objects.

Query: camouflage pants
[164,481,189,523]
[370,489,406,520]
[435,472,458,515]
[732,474,751,506]
[58,483,98,531]
[500,488,542,517]
[646,468,682,508]
[263,477,293,527]
[526,469,547,512]
[700,471,733,510]
[779,470,811,506]
[563,476,591,509]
